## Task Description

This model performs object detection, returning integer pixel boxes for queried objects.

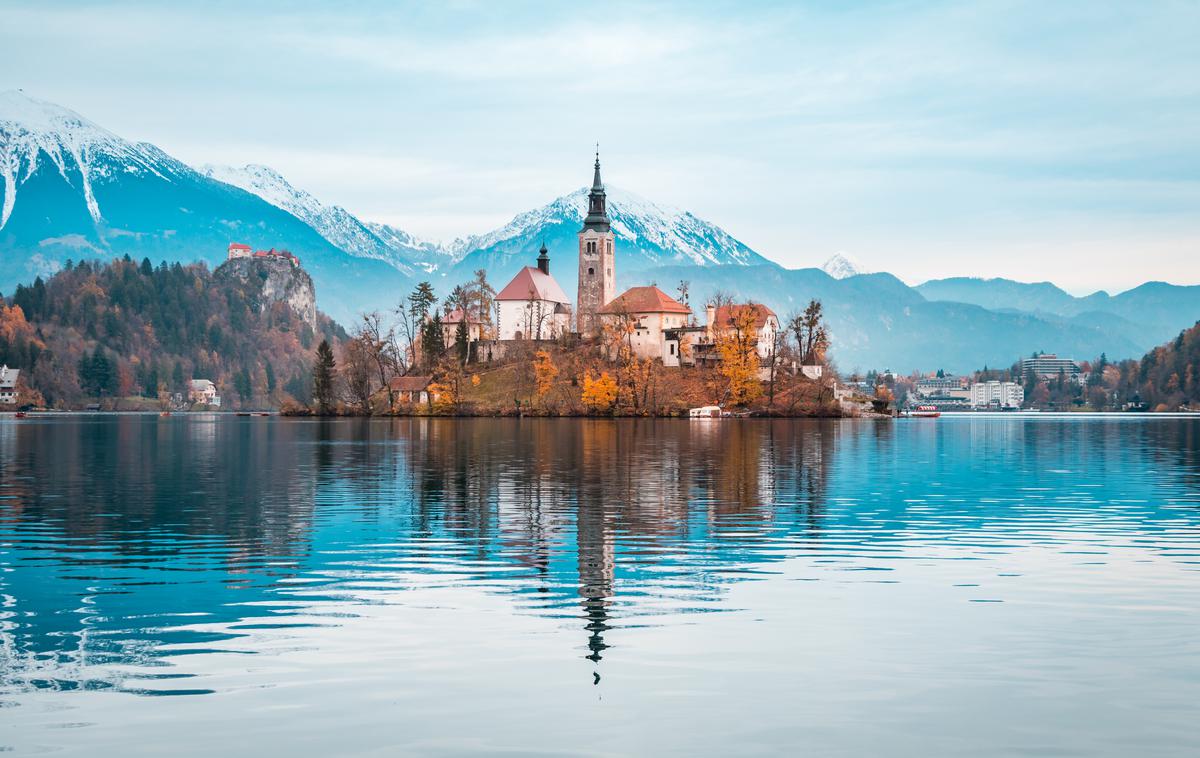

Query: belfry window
[588,267,595,275]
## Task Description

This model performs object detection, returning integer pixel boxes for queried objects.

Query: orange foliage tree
[715,305,763,406]
[581,370,618,414]
[533,349,558,406]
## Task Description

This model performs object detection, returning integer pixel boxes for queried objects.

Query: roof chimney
[537,241,550,275]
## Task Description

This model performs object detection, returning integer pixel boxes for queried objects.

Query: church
[493,150,618,341]
[576,151,616,337]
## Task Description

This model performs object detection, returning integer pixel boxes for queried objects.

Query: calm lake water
[1,415,1198,756]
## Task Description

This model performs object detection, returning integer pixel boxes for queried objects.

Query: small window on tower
[588,267,595,275]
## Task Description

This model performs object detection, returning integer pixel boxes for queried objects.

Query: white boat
[905,405,941,418]
[689,405,722,418]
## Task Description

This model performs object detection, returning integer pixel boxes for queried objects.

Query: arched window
[588,267,595,275]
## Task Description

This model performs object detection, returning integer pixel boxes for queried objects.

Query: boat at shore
[904,405,941,418]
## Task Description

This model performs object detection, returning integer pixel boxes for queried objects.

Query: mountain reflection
[2,415,1199,695]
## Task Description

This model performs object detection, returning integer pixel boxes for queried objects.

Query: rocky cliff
[215,256,318,329]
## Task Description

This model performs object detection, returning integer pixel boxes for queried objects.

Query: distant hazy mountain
[917,277,1200,353]
[0,90,411,324]
[635,265,1146,373]
[5,90,1200,372]
[821,253,869,280]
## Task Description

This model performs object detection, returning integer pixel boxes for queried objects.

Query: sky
[5,0,1199,293]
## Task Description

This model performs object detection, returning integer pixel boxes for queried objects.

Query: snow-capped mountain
[821,253,869,279]
[7,90,1199,372]
[363,221,453,274]
[443,185,772,289]
[200,163,448,276]
[452,186,768,267]
[1,89,184,232]
[0,89,412,324]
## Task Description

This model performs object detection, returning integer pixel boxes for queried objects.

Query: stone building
[598,286,692,364]
[576,151,615,337]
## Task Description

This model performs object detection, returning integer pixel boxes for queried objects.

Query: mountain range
[3,90,1198,373]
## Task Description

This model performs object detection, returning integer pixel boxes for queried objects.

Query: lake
[1,415,1198,756]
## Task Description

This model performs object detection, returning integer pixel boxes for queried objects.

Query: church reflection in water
[0,417,837,685]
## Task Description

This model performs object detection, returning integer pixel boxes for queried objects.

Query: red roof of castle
[228,243,251,251]
[442,308,482,324]
[712,303,777,330]
[496,266,570,304]
[599,286,690,315]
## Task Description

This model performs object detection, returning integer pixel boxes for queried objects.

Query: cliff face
[215,256,317,329]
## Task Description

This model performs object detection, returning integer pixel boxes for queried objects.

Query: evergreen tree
[140,257,154,276]
[234,367,253,403]
[313,339,336,414]
[143,366,159,398]
[265,361,277,393]
[421,314,444,368]
[454,318,469,364]
[408,281,437,322]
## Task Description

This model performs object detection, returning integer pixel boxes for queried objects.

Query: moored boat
[906,405,941,418]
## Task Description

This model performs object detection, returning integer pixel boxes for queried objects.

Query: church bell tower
[577,149,615,337]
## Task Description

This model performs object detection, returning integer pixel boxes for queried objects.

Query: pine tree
[313,339,336,414]
[454,318,470,364]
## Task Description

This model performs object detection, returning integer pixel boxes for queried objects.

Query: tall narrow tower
[577,149,615,337]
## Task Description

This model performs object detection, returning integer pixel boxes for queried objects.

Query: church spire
[537,239,550,275]
[592,144,603,190]
[583,146,610,232]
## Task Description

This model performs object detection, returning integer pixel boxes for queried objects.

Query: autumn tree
[581,370,618,414]
[313,339,337,414]
[533,349,559,407]
[715,305,763,406]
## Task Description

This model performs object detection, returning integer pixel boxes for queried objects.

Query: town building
[971,380,1024,409]
[576,151,616,337]
[388,375,437,405]
[439,308,485,348]
[1022,353,1081,382]
[913,374,968,397]
[598,286,692,363]
[188,379,221,407]
[912,374,972,408]
[227,242,301,267]
[495,243,572,341]
[0,365,20,405]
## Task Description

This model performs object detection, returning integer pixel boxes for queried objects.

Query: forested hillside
[0,256,343,409]
[1126,321,1200,411]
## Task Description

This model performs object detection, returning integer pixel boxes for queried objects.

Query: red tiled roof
[228,243,251,250]
[599,286,690,315]
[496,266,570,304]
[712,303,777,330]
[442,308,482,324]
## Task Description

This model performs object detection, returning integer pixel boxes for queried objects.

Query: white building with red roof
[704,303,781,360]
[495,243,572,341]
[438,307,486,348]
[227,242,252,260]
[598,285,693,363]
